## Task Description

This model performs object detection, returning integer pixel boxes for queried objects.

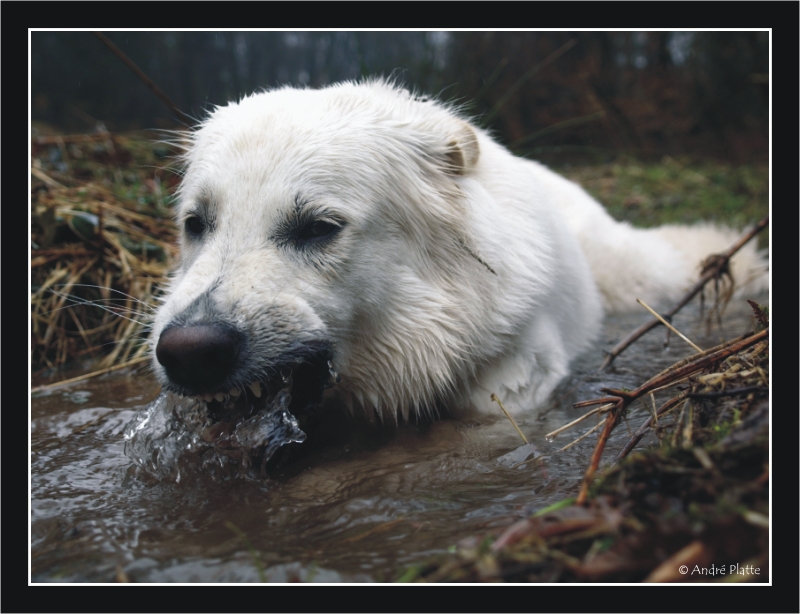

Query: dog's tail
[530,163,769,313]
[586,220,769,312]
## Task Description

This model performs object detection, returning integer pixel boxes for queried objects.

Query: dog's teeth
[229,388,241,397]
[249,381,262,398]
[214,393,225,402]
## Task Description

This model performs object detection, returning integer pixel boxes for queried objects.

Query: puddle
[30,297,766,582]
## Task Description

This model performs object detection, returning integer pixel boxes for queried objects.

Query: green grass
[560,156,768,247]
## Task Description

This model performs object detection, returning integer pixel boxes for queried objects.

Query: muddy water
[30,297,765,583]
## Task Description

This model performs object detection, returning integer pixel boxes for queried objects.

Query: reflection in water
[30,298,764,582]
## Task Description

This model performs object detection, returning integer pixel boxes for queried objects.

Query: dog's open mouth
[124,344,338,481]
[199,346,339,447]
[196,344,338,423]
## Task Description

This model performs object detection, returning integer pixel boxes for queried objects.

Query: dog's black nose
[156,323,241,392]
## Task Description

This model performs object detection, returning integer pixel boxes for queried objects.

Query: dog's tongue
[123,382,305,482]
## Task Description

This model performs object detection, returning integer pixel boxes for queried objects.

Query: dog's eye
[185,216,206,237]
[294,220,341,244]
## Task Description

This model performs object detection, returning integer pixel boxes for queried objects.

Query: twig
[545,401,615,440]
[570,327,767,492]
[31,355,149,393]
[687,385,765,400]
[626,328,767,399]
[342,518,405,543]
[491,393,528,444]
[483,39,577,126]
[600,216,768,371]
[615,393,687,461]
[642,330,753,387]
[556,417,607,453]
[575,404,621,505]
[612,328,767,461]
[512,111,605,150]
[636,298,702,353]
[93,32,187,123]
[31,166,66,189]
[746,299,769,330]
[33,133,120,145]
[547,328,758,443]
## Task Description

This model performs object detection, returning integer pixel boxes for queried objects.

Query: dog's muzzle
[155,321,335,416]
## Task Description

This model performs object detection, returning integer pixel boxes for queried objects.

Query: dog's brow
[293,193,307,216]
[288,194,331,223]
[194,191,216,219]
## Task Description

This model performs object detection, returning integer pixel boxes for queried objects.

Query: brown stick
[614,393,687,461]
[572,396,622,409]
[574,327,767,490]
[600,216,768,371]
[32,134,118,145]
[635,330,753,390]
[31,355,149,393]
[623,328,767,400]
[484,38,577,126]
[93,32,187,123]
[575,404,621,505]
[615,328,767,461]
[687,385,765,400]
[549,330,759,442]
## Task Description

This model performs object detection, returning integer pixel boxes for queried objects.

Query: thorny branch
[574,327,768,505]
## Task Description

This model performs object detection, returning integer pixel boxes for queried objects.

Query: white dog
[151,80,767,423]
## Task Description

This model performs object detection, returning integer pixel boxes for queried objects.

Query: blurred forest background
[31,31,769,164]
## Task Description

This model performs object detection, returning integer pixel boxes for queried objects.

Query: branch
[614,329,769,462]
[94,32,188,124]
[575,403,622,505]
[600,216,768,371]
[573,327,767,500]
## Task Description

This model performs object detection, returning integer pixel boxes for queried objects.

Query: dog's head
[151,81,494,421]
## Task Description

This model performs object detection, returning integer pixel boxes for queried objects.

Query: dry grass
[31,127,181,372]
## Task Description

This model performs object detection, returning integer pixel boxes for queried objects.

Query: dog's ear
[443,121,480,176]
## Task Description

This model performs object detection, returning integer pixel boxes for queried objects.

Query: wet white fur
[151,80,768,420]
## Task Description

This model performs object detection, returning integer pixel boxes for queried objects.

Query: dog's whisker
[52,284,159,309]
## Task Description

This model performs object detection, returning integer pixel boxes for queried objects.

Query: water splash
[123,385,305,482]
